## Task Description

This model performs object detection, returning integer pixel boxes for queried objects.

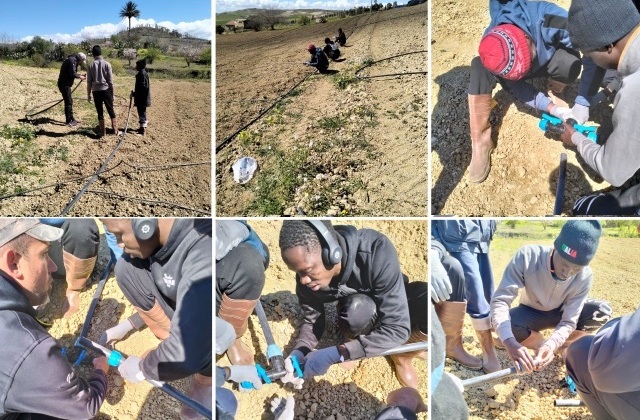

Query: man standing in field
[131,59,151,135]
[57,52,86,127]
[87,45,118,138]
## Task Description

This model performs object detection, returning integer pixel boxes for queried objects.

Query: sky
[215,0,372,14]
[0,0,212,43]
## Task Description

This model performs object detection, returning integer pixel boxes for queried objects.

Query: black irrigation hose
[216,72,314,154]
[86,189,210,215]
[24,80,84,118]
[354,50,428,79]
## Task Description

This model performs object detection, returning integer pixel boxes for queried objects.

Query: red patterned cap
[479,24,532,81]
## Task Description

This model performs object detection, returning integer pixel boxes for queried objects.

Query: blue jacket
[431,220,496,254]
[309,48,329,72]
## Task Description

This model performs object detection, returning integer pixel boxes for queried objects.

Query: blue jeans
[216,387,237,419]
[450,251,493,319]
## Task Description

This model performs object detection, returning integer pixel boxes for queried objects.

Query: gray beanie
[554,220,602,266]
[569,0,640,52]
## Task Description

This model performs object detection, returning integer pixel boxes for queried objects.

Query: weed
[237,129,261,147]
[318,116,345,131]
[334,73,358,90]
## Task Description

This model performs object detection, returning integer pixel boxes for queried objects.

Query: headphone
[132,218,158,241]
[307,220,342,267]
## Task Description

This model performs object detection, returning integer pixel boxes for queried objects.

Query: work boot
[138,126,145,135]
[180,373,212,420]
[467,94,494,183]
[435,301,482,370]
[111,118,118,136]
[390,328,427,389]
[99,120,106,138]
[62,251,97,318]
[475,326,501,373]
[520,330,546,350]
[218,294,259,365]
[134,300,171,340]
[558,330,589,359]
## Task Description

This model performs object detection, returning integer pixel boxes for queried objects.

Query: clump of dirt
[0,63,210,216]
[218,220,427,419]
[216,5,427,217]
[431,0,614,216]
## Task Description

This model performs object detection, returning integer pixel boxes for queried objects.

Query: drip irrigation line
[24,80,84,118]
[216,72,314,154]
[355,50,428,76]
[59,96,134,216]
[121,160,211,170]
[86,189,210,215]
[356,71,428,79]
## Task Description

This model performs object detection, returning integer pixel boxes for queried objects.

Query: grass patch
[334,72,358,90]
[0,124,42,195]
[318,116,345,131]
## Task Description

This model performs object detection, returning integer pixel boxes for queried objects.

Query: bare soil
[217,220,427,419]
[431,0,614,216]
[216,5,428,216]
[448,234,640,419]
[0,63,211,216]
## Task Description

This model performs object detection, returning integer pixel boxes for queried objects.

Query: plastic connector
[539,113,597,142]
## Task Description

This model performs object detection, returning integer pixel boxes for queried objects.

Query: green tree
[299,15,311,25]
[119,1,141,36]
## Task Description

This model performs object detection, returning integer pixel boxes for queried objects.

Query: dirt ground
[0,63,210,216]
[216,5,427,216]
[445,230,640,419]
[431,0,616,216]
[42,222,198,419]
[217,220,427,419]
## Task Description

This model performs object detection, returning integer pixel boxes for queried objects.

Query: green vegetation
[0,124,40,195]
[318,116,345,131]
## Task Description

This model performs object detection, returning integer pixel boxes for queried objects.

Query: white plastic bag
[232,157,258,184]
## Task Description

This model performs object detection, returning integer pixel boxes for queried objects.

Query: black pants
[469,48,582,95]
[58,83,74,123]
[136,105,147,126]
[215,242,266,313]
[441,254,466,303]
[47,218,99,280]
[93,89,116,121]
[509,298,613,342]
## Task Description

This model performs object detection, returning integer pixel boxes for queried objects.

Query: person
[490,220,613,373]
[215,220,269,365]
[0,218,109,418]
[131,58,151,135]
[564,307,640,420]
[57,52,86,127]
[278,220,427,389]
[562,0,640,214]
[87,45,118,138]
[40,218,99,318]
[323,37,341,61]
[98,218,212,419]
[336,28,347,46]
[304,44,330,74]
[466,0,603,183]
[432,220,500,373]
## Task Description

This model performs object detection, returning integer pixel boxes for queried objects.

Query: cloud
[215,0,371,13]
[21,17,211,43]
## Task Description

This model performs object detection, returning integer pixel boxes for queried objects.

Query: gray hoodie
[0,271,107,419]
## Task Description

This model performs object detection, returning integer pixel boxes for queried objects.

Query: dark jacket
[293,226,411,360]
[136,219,213,381]
[431,220,496,254]
[133,68,151,107]
[308,48,329,73]
[57,55,82,87]
[0,272,107,419]
[337,31,347,46]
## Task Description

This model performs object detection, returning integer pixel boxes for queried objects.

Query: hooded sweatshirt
[135,218,213,381]
[293,226,411,360]
[491,245,592,350]
[0,272,107,419]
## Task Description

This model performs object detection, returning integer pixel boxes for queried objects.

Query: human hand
[87,95,92,102]
[118,355,145,383]
[303,346,342,379]
[503,338,536,373]
[534,343,555,368]
[227,365,262,391]
[280,351,304,389]
[270,396,295,420]
[80,74,86,81]
[549,104,572,120]
[560,122,576,145]
[92,356,109,373]
[99,319,134,348]
[565,104,589,124]
[430,251,452,303]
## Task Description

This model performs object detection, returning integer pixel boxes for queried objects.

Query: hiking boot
[467,94,494,183]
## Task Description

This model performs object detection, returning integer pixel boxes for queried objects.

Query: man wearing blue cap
[490,220,612,373]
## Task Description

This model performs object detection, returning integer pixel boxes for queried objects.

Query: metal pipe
[79,257,115,339]
[373,342,428,357]
[555,399,585,407]
[461,361,539,389]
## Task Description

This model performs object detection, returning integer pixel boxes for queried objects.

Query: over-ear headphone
[132,218,158,241]
[307,220,342,267]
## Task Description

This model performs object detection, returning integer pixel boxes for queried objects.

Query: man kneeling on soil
[278,220,427,388]
[304,44,330,74]
[0,218,109,418]
[490,220,612,373]
[99,218,212,419]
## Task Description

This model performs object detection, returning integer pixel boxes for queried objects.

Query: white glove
[280,351,304,389]
[564,103,589,125]
[270,396,295,420]
[99,319,134,347]
[118,355,145,383]
[430,250,452,303]
[549,104,572,120]
[227,365,262,391]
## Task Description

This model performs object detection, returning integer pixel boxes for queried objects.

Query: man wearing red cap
[467,0,603,183]
[304,44,330,73]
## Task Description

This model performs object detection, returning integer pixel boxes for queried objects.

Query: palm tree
[119,1,141,36]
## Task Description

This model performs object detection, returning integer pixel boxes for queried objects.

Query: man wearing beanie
[564,0,640,215]
[467,0,603,183]
[57,51,86,127]
[87,44,118,138]
[490,220,613,373]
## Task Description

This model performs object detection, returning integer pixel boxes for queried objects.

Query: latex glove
[430,250,452,303]
[118,355,146,383]
[549,104,572,120]
[270,396,295,420]
[280,350,304,389]
[565,103,589,125]
[99,319,134,348]
[303,346,342,379]
[227,365,262,391]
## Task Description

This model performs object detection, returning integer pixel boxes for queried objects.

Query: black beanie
[554,220,602,266]
[569,0,640,52]
[92,45,102,57]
